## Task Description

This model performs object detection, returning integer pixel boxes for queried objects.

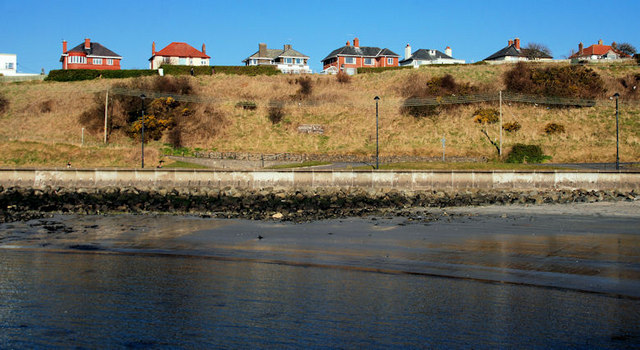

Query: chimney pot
[84,38,91,50]
[598,39,603,45]
[346,41,350,46]
[508,40,514,46]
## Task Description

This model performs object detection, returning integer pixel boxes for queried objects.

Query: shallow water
[1,211,639,348]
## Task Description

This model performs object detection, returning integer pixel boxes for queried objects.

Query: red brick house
[149,42,210,69]
[321,38,400,74]
[60,38,121,70]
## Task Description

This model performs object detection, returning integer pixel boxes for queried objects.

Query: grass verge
[267,161,332,169]
[352,162,567,171]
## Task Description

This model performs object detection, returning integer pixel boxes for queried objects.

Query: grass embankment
[0,62,638,168]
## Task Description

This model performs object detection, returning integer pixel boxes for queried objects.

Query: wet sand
[1,201,639,298]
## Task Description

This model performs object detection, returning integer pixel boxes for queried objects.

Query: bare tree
[616,42,637,56]
[522,42,552,59]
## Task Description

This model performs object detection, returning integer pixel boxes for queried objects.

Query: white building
[243,43,311,74]
[0,54,17,76]
[399,44,465,67]
[149,42,210,69]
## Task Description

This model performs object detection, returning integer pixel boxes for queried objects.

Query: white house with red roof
[569,40,629,61]
[60,38,122,70]
[149,42,210,69]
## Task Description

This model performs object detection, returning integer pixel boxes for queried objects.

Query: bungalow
[243,43,311,74]
[484,38,552,63]
[321,38,400,75]
[569,40,628,61]
[60,38,122,70]
[399,44,465,67]
[149,42,210,69]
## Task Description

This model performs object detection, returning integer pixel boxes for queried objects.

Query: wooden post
[104,90,109,144]
[499,91,503,156]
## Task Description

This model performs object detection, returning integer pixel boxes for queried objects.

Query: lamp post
[614,92,620,170]
[140,94,146,169]
[374,96,380,169]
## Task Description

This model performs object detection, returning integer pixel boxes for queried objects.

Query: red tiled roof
[154,42,210,59]
[570,44,628,58]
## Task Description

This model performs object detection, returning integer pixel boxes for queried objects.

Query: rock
[272,212,284,219]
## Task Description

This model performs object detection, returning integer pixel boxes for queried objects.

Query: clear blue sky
[2,0,638,74]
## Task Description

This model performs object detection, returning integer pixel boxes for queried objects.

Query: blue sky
[2,0,638,74]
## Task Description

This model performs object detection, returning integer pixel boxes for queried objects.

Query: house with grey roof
[399,44,465,67]
[484,38,552,64]
[321,38,400,75]
[60,38,122,70]
[243,43,311,74]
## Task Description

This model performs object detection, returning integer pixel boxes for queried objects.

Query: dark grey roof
[67,42,121,58]
[322,45,400,62]
[399,49,456,64]
[484,44,552,61]
[244,47,309,62]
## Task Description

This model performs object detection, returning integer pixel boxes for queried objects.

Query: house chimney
[284,44,292,51]
[84,38,91,50]
[579,42,583,55]
[598,39,603,45]
[611,41,617,49]
[259,43,267,57]
[62,40,67,53]
[353,37,360,47]
[202,43,206,54]
[152,41,156,55]
[405,44,411,60]
[514,38,520,50]
[445,46,452,57]
[508,39,514,46]
[346,41,350,46]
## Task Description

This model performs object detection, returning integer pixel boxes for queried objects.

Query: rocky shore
[0,185,638,223]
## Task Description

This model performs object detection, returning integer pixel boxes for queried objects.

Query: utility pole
[104,90,109,144]
[499,91,503,157]
[140,94,146,168]
[614,92,620,170]
[374,96,380,169]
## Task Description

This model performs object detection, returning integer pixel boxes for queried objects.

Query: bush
[506,144,550,163]
[336,71,351,83]
[0,93,8,114]
[544,123,565,134]
[502,121,521,132]
[400,73,478,118]
[45,69,157,82]
[267,102,285,124]
[472,108,499,124]
[504,62,604,99]
[235,101,257,110]
[39,100,54,113]
[295,76,313,98]
[357,66,412,74]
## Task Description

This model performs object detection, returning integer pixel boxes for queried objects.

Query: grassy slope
[0,62,638,168]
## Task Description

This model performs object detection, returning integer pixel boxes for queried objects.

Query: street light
[613,92,620,170]
[374,96,380,169]
[140,94,146,169]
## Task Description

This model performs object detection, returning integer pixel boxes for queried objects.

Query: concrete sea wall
[0,168,638,191]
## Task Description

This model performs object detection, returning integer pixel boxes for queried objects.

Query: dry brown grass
[1,63,639,166]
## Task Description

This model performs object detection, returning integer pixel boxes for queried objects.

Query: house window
[93,58,102,65]
[295,58,301,64]
[251,59,257,65]
[345,57,355,64]
[285,58,292,64]
[201,59,207,65]
[69,56,86,64]
[364,58,373,65]
[387,58,393,65]
[107,59,113,65]
[5,62,14,69]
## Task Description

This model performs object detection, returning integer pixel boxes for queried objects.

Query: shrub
[235,101,257,110]
[472,108,499,124]
[400,73,478,118]
[45,69,157,82]
[0,93,8,114]
[506,144,550,163]
[504,62,604,99]
[267,102,285,124]
[502,121,521,132]
[357,66,412,74]
[336,71,351,83]
[295,76,313,98]
[544,122,565,134]
[39,100,54,113]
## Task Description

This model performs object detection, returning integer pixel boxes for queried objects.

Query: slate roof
[153,42,210,59]
[66,42,121,58]
[322,45,400,62]
[244,47,309,61]
[399,49,457,64]
[484,44,552,61]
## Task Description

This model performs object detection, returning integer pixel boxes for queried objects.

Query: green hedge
[357,66,412,74]
[160,65,280,76]
[45,69,157,82]
[506,144,550,163]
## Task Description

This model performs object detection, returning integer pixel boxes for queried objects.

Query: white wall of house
[0,54,17,76]
[150,56,210,69]
[401,58,466,67]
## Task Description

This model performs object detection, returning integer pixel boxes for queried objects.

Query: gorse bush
[295,76,313,98]
[544,122,566,134]
[267,101,285,124]
[0,93,9,114]
[336,71,351,84]
[502,121,521,132]
[506,144,550,163]
[472,108,499,124]
[401,73,478,118]
[504,62,605,99]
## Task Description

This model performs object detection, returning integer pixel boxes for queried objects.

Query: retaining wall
[0,169,638,191]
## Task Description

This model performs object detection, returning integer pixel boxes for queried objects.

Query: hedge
[45,69,157,82]
[357,66,412,74]
[506,144,550,163]
[160,65,280,76]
